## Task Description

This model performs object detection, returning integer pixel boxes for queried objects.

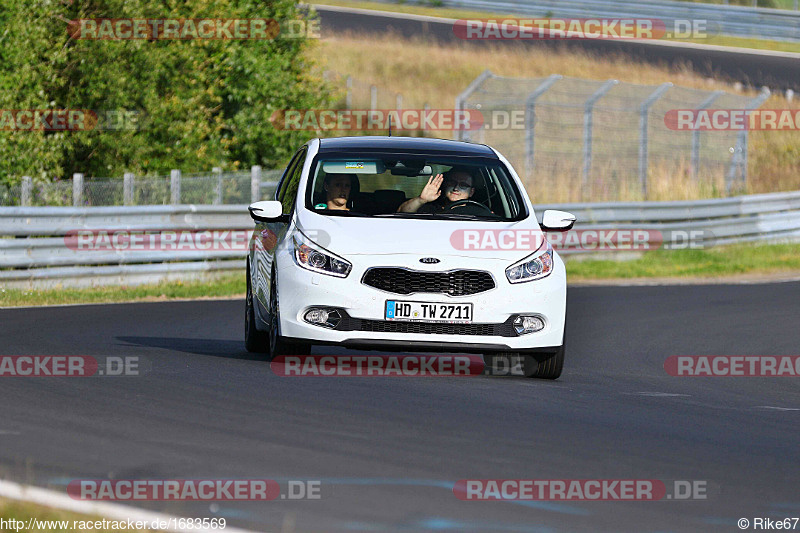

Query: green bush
[0,0,328,187]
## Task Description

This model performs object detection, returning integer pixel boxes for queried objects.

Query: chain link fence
[456,71,770,203]
[325,70,432,115]
[0,168,283,207]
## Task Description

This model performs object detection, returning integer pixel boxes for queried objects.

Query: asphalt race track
[1,282,799,532]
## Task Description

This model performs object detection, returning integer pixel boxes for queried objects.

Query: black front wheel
[245,265,270,353]
[528,344,565,380]
[267,268,312,359]
[483,344,564,380]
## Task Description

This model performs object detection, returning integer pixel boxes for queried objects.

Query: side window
[276,147,307,215]
[276,147,307,214]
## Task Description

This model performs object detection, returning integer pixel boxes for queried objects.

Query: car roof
[317,136,497,158]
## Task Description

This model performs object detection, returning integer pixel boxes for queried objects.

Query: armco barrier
[1,190,800,287]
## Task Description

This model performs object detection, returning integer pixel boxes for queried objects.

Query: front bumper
[276,252,567,353]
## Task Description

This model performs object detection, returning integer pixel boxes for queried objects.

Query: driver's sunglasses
[443,180,473,192]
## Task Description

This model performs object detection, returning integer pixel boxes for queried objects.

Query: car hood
[295,210,547,261]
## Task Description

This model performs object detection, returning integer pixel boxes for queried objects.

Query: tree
[0,0,328,186]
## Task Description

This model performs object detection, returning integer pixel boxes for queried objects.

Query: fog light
[305,309,329,324]
[513,315,545,336]
[304,308,342,329]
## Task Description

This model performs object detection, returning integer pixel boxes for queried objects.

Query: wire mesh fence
[456,71,769,203]
[0,168,283,207]
[326,71,433,118]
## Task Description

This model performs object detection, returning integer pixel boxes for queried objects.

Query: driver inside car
[315,173,355,211]
[396,169,477,214]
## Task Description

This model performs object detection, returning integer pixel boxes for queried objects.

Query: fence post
[582,80,618,199]
[123,172,134,205]
[370,85,377,111]
[727,86,770,194]
[251,165,262,203]
[346,76,352,110]
[691,91,724,181]
[72,173,84,207]
[170,169,181,205]
[454,69,494,141]
[21,176,32,207]
[524,74,562,178]
[213,167,223,205]
[396,93,403,110]
[638,83,672,200]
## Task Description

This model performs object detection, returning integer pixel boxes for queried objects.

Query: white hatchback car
[245,137,575,379]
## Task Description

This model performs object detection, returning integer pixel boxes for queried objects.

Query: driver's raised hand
[419,174,443,204]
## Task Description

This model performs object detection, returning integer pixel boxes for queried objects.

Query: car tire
[483,344,564,379]
[245,264,270,353]
[529,343,565,380]
[268,267,312,359]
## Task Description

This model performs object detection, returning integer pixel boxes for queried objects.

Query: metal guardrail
[2,190,799,287]
[537,190,800,251]
[366,0,800,41]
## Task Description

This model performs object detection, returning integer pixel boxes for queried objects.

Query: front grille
[362,268,495,296]
[337,317,516,337]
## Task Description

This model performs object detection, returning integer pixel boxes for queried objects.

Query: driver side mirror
[540,209,576,232]
[248,201,289,223]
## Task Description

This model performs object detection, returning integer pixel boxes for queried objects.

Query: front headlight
[505,241,553,283]
[292,231,352,278]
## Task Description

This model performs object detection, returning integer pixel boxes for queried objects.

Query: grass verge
[2,244,799,307]
[566,242,800,280]
[0,273,245,308]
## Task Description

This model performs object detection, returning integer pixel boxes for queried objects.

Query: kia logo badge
[419,257,440,264]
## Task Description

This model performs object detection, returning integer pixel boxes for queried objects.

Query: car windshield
[304,154,526,221]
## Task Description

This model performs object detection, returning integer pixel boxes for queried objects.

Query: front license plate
[385,300,473,324]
